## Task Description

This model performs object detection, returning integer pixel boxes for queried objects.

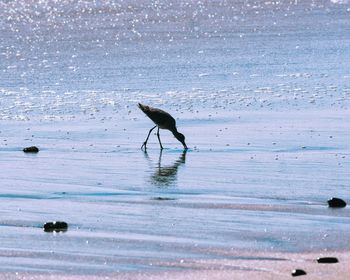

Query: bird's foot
[141,142,147,150]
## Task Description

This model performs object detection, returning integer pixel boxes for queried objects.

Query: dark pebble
[23,146,39,153]
[152,197,176,201]
[317,257,339,264]
[291,269,307,277]
[43,221,68,232]
[327,197,346,208]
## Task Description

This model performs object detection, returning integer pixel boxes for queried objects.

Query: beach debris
[43,221,68,232]
[291,269,307,277]
[327,197,346,208]
[23,146,39,153]
[152,197,176,201]
[317,257,339,264]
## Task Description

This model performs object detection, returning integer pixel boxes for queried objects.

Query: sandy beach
[1,110,349,278]
[1,0,350,278]
[1,250,349,279]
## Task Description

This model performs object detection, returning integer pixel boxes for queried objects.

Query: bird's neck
[171,128,179,137]
[172,130,183,143]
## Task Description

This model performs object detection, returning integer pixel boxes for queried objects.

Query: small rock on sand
[317,257,339,264]
[291,269,307,277]
[327,197,346,208]
[43,221,68,232]
[23,146,39,153]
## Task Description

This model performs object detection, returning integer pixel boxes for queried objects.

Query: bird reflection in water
[144,150,187,187]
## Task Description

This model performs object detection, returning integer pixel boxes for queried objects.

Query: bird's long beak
[182,142,188,150]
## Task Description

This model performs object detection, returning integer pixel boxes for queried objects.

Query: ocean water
[0,0,350,274]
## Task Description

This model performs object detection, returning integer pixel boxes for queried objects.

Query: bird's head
[174,132,188,150]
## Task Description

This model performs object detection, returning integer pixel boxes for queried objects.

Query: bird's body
[138,103,187,150]
[139,104,176,130]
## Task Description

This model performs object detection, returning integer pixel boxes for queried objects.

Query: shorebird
[138,103,188,150]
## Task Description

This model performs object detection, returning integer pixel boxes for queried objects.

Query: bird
[138,103,188,150]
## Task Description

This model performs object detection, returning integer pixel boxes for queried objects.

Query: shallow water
[0,0,350,274]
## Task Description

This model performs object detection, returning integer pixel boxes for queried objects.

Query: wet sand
[1,250,349,279]
[0,110,349,277]
[1,0,350,278]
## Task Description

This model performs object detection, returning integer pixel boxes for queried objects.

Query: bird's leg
[158,149,163,171]
[156,127,163,150]
[141,125,157,150]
